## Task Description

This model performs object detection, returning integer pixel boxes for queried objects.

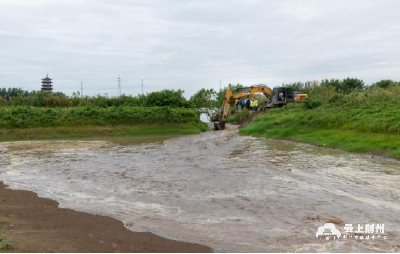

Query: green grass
[226,108,250,123]
[0,234,13,250]
[240,99,400,159]
[0,106,207,141]
[0,123,208,142]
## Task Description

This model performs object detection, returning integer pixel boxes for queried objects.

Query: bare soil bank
[0,182,212,253]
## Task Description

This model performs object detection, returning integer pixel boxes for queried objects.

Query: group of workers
[235,98,259,111]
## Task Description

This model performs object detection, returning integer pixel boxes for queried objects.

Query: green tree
[0,87,28,100]
[340,77,365,94]
[320,79,341,90]
[190,88,218,118]
[320,78,364,94]
[146,89,190,107]
[217,83,245,106]
[371,79,398,89]
[283,82,305,92]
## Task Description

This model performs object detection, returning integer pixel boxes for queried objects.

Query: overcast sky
[1,0,400,97]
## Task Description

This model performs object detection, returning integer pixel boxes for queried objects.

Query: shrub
[146,89,191,108]
[283,82,305,92]
[317,78,365,94]
[370,79,399,89]
[226,108,250,123]
[0,106,201,129]
[303,98,322,109]
[340,78,365,93]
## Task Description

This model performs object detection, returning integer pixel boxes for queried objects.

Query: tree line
[283,78,400,94]
[1,78,400,112]
[0,84,244,114]
[0,88,191,108]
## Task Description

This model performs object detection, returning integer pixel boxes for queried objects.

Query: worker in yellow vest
[250,99,255,111]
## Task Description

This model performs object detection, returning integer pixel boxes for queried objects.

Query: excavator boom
[213,88,233,130]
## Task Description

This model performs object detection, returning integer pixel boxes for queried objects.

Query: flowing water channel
[0,126,399,252]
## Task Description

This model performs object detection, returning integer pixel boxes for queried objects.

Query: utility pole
[80,82,83,98]
[141,78,144,95]
[117,75,122,97]
[220,80,222,90]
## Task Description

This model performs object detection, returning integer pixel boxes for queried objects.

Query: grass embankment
[0,106,207,141]
[226,108,250,123]
[240,89,400,158]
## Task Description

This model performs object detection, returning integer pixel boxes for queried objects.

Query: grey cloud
[0,0,400,97]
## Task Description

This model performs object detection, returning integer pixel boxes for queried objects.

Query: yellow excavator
[294,92,309,102]
[213,85,308,130]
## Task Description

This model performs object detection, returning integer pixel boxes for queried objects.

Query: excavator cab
[271,87,294,106]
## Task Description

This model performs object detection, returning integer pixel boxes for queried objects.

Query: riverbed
[0,126,399,252]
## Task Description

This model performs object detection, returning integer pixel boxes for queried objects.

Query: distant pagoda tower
[41,74,53,92]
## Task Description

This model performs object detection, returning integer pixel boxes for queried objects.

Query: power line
[117,75,122,96]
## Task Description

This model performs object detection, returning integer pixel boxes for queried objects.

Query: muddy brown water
[0,126,399,252]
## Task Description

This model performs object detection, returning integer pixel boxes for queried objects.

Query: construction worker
[240,98,245,109]
[254,99,258,111]
[245,99,250,110]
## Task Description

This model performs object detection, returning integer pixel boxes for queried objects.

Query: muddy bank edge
[0,182,212,253]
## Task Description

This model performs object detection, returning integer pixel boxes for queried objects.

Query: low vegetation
[241,78,400,158]
[0,89,209,140]
[226,108,250,123]
[0,123,207,142]
[0,106,201,128]
[0,233,13,250]
[0,106,206,141]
